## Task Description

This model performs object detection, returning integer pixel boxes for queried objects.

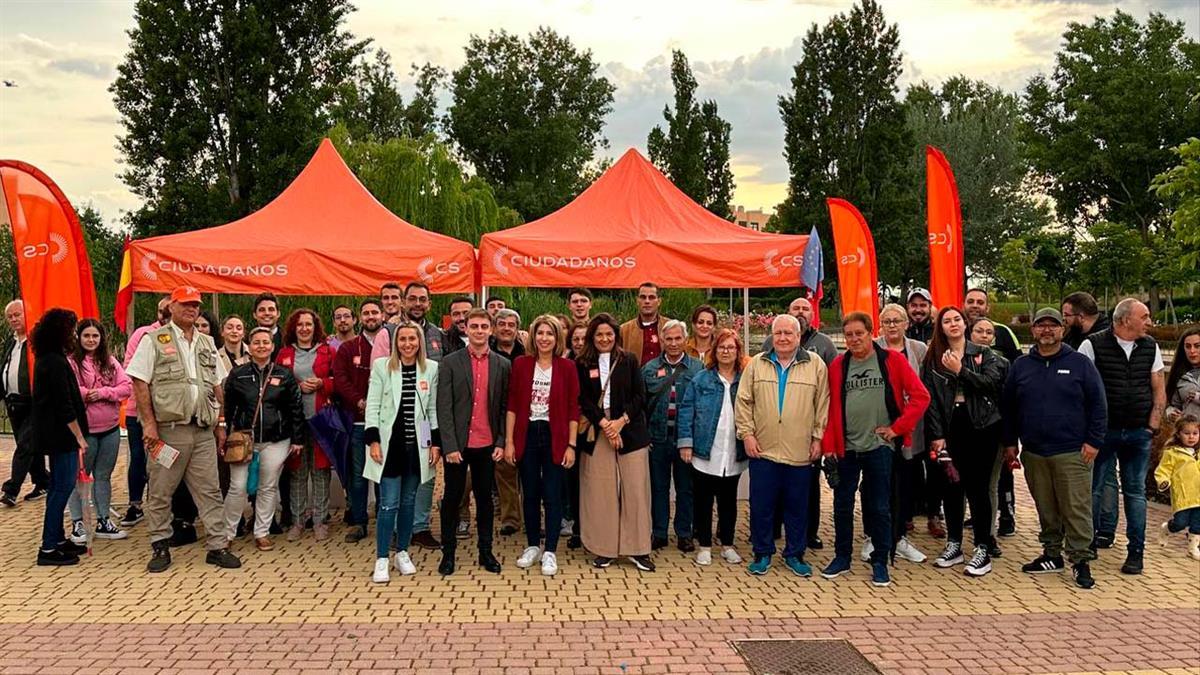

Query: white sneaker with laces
[695,548,712,566]
[516,546,542,568]
[964,545,992,576]
[721,547,743,564]
[70,520,87,545]
[372,557,390,583]
[896,537,926,563]
[541,552,558,576]
[860,537,873,562]
[95,519,128,540]
[934,541,964,568]
[393,550,416,575]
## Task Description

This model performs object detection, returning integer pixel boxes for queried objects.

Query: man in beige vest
[128,286,240,572]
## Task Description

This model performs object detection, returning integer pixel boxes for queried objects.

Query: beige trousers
[147,423,228,550]
[580,436,651,558]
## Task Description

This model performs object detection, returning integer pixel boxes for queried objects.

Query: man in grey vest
[1076,297,1166,575]
[127,286,240,572]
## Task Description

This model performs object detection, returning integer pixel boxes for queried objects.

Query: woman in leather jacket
[221,327,305,552]
[921,307,1006,577]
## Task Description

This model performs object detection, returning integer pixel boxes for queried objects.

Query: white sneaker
[720,547,743,565]
[69,520,87,545]
[560,519,574,536]
[860,537,874,562]
[393,550,416,575]
[516,545,542,568]
[695,547,713,566]
[541,551,558,576]
[896,537,927,563]
[372,557,390,583]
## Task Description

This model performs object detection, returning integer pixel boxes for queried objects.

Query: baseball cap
[1032,307,1063,325]
[170,285,202,304]
[907,287,932,303]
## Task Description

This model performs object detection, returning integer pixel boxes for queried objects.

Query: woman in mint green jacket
[364,322,440,583]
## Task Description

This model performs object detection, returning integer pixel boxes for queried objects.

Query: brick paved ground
[1,435,1197,674]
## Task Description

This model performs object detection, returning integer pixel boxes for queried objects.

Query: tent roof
[479,148,808,288]
[128,139,476,295]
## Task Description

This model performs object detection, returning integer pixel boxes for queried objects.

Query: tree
[1152,136,1200,268]
[646,51,735,218]
[776,0,920,291]
[1025,227,1077,298]
[333,51,446,142]
[995,237,1048,320]
[1023,11,1200,305]
[111,0,367,237]
[446,27,615,221]
[328,125,520,246]
[904,77,1049,277]
[1077,221,1150,304]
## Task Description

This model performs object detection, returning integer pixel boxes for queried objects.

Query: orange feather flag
[926,146,964,310]
[826,198,879,335]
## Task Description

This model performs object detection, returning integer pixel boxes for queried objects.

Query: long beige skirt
[580,435,651,558]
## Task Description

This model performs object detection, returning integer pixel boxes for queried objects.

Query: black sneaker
[269,518,283,535]
[168,521,198,547]
[652,536,668,550]
[807,536,824,550]
[987,542,1003,558]
[147,543,172,573]
[1072,561,1095,589]
[120,504,144,527]
[57,540,87,556]
[1091,532,1114,550]
[1120,549,1143,575]
[499,524,518,536]
[0,493,16,508]
[344,525,367,543]
[37,548,80,566]
[23,487,47,501]
[205,548,242,569]
[1021,554,1065,574]
[235,517,248,539]
[964,545,992,577]
[567,535,582,549]
[411,530,441,549]
[592,556,614,568]
[677,537,695,553]
[998,519,1016,537]
[629,555,656,572]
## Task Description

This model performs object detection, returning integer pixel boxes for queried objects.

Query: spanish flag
[115,235,133,332]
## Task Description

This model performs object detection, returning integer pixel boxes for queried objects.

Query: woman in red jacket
[276,309,336,542]
[505,315,580,576]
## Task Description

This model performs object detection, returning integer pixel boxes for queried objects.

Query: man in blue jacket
[1001,308,1107,590]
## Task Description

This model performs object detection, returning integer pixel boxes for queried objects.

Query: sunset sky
[1,0,1196,227]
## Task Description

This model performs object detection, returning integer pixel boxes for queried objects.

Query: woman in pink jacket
[67,319,133,543]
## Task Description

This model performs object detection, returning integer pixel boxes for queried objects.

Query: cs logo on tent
[416,257,462,283]
[493,247,511,276]
[21,233,69,264]
[139,252,159,281]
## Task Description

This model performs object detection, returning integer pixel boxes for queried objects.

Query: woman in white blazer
[364,322,440,583]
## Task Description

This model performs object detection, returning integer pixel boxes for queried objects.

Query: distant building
[732,205,770,231]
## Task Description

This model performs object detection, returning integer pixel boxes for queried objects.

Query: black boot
[479,551,502,574]
[438,552,456,576]
[1120,548,1143,575]
[147,541,172,573]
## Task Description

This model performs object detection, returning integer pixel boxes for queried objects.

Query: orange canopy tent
[124,139,476,296]
[479,148,809,289]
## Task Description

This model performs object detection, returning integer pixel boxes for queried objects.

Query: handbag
[224,364,273,463]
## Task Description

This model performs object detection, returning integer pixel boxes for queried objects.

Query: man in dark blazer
[435,307,511,576]
[2,300,48,507]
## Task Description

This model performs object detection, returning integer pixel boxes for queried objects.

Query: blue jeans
[41,451,79,551]
[69,427,121,521]
[748,458,811,558]
[376,473,421,558]
[347,424,368,527]
[519,421,565,553]
[1092,428,1151,550]
[650,439,693,539]
[413,477,434,532]
[833,446,893,564]
[1167,507,1200,534]
[125,415,148,504]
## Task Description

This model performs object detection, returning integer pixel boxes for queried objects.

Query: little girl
[1156,414,1200,560]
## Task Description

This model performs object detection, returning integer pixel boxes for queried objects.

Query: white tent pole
[742,288,750,348]
[481,285,488,305]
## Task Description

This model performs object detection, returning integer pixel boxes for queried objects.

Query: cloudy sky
[1,0,1196,228]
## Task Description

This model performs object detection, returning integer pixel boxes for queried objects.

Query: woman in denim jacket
[677,328,748,566]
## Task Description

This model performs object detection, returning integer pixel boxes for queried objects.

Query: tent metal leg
[742,288,750,350]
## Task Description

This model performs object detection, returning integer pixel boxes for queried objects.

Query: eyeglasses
[716,345,738,352]
[881,319,905,326]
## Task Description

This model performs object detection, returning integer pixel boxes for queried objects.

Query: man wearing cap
[1001,308,1106,589]
[905,289,935,343]
[127,286,240,572]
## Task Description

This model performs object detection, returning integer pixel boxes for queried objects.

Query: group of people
[7,281,1199,591]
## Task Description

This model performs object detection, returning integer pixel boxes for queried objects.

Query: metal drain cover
[731,639,882,675]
